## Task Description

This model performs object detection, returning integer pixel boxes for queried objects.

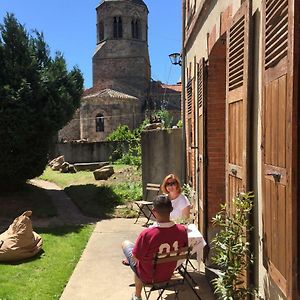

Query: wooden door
[262,0,299,298]
[225,0,252,209]
[196,57,207,236]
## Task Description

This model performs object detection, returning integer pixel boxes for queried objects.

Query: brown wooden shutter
[225,0,252,211]
[196,58,207,236]
[186,78,195,185]
[262,0,298,297]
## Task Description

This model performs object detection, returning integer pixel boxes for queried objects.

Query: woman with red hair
[161,174,191,221]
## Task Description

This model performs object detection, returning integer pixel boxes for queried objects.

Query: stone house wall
[58,109,81,141]
[80,94,142,142]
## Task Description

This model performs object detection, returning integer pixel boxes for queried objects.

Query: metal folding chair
[134,183,160,226]
[143,246,202,300]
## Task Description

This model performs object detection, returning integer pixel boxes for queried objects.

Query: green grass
[40,167,95,187]
[40,166,142,218]
[0,225,94,300]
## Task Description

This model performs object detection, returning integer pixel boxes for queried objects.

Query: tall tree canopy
[0,14,83,187]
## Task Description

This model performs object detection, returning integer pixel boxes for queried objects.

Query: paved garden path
[30,179,96,227]
[29,179,215,299]
[60,218,216,300]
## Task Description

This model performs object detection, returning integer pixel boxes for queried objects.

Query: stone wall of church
[93,49,150,98]
[93,1,150,99]
[80,97,142,142]
[58,109,80,141]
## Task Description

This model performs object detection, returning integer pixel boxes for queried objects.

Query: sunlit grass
[0,225,94,300]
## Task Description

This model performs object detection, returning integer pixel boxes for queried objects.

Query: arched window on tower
[113,16,123,38]
[131,19,140,39]
[95,113,104,132]
[99,21,104,42]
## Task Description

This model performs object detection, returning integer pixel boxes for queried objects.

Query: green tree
[0,14,83,187]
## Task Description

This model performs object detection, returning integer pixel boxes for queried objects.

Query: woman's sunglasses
[166,181,177,187]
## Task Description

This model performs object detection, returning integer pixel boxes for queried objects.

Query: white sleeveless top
[170,194,190,220]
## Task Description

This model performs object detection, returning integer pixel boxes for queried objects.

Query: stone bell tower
[93,0,150,99]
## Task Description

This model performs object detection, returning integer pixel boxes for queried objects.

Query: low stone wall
[52,141,130,163]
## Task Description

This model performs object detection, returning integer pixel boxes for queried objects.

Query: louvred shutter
[225,0,252,210]
[262,0,298,298]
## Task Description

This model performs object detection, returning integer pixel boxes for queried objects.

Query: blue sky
[0,0,182,89]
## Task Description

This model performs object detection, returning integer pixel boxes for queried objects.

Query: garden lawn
[0,225,94,300]
[39,165,142,218]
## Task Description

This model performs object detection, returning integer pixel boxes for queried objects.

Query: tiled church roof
[83,88,138,100]
[99,0,147,8]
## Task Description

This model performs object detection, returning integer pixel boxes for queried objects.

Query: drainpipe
[181,0,187,184]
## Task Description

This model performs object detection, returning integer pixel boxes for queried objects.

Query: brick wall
[220,5,232,36]
[206,39,226,226]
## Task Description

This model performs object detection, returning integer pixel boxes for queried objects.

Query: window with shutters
[228,15,245,91]
[262,0,292,296]
[187,79,193,116]
[264,0,288,69]
[186,0,196,27]
[197,62,204,108]
[186,78,194,184]
[225,0,252,210]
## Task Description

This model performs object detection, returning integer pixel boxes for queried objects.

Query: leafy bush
[154,109,173,129]
[182,183,195,202]
[105,125,135,141]
[105,120,150,167]
[0,14,83,187]
[176,119,183,128]
[211,192,257,300]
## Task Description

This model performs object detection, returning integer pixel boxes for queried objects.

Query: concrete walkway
[60,218,216,300]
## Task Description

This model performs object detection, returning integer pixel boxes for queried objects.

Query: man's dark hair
[153,195,173,213]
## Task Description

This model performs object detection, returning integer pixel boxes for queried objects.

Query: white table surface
[187,223,206,255]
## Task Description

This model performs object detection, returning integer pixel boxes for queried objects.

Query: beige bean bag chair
[0,211,43,262]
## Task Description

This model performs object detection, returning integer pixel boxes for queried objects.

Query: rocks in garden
[60,162,76,173]
[49,155,64,171]
[60,162,69,173]
[68,165,77,173]
[144,122,162,130]
[93,165,114,180]
[74,161,109,171]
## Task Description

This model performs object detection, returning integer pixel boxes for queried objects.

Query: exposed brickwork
[207,25,216,55]
[220,5,232,36]
[206,39,226,228]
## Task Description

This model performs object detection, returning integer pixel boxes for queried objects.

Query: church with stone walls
[59,0,180,142]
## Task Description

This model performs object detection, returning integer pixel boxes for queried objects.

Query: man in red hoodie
[122,194,188,300]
